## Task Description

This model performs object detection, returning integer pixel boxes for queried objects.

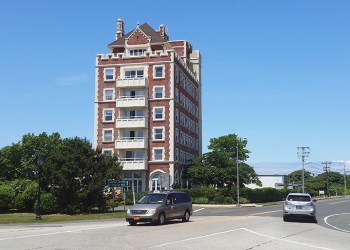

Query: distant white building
[246,175,286,189]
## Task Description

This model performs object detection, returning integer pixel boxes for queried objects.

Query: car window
[287,195,311,202]
[138,194,166,204]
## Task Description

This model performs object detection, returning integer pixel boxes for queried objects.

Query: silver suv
[125,191,193,226]
[283,193,317,222]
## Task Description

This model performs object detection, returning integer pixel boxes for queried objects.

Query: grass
[0,211,126,224]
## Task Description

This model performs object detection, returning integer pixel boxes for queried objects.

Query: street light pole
[36,155,44,220]
[236,144,239,206]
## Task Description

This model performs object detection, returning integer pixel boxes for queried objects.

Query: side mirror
[313,199,317,202]
[166,199,171,205]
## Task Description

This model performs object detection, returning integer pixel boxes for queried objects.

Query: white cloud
[56,74,89,86]
[249,162,300,175]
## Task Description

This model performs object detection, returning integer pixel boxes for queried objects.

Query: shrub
[0,185,15,211]
[14,182,38,212]
[239,197,249,204]
[39,193,58,214]
[193,197,209,204]
[213,195,225,204]
[223,196,234,204]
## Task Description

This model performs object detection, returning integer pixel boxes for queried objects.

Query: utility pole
[297,147,310,193]
[322,161,331,196]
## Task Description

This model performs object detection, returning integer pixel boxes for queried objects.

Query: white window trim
[128,48,147,57]
[153,107,165,121]
[104,68,115,81]
[153,147,164,161]
[103,88,114,101]
[153,65,165,79]
[103,109,114,123]
[102,148,114,156]
[102,129,114,143]
[153,86,165,99]
[153,127,165,141]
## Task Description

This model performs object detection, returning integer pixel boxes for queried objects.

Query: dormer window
[129,49,147,57]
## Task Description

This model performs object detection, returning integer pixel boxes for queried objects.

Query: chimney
[159,24,168,41]
[116,18,124,39]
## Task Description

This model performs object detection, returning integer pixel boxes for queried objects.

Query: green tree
[287,170,312,185]
[0,132,123,213]
[186,134,260,189]
[45,137,122,213]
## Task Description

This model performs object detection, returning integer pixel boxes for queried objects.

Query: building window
[153,65,164,78]
[104,68,115,81]
[103,129,113,142]
[125,70,144,78]
[175,67,179,83]
[154,86,164,99]
[129,49,146,57]
[153,107,164,121]
[124,109,144,119]
[153,127,164,140]
[104,89,114,101]
[103,109,114,122]
[153,148,164,161]
[103,149,113,156]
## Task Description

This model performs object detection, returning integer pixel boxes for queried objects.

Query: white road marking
[0,224,125,241]
[150,228,242,248]
[193,208,205,213]
[150,227,334,249]
[324,213,350,233]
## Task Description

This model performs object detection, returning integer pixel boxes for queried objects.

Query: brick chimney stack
[116,18,124,39]
[159,24,169,41]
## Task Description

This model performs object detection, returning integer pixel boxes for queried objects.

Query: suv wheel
[158,212,166,225]
[283,215,288,222]
[129,221,137,226]
[182,210,190,222]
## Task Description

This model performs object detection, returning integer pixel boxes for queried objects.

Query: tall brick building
[94,19,202,192]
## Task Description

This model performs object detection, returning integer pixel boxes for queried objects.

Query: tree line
[0,132,122,214]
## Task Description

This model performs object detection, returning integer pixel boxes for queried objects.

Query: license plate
[133,217,140,220]
[296,206,302,209]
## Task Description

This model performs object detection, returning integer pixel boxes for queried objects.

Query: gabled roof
[108,23,166,47]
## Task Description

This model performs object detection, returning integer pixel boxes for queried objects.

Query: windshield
[138,194,167,204]
[287,195,311,202]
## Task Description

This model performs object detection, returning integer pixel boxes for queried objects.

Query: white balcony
[116,116,147,128]
[120,158,147,170]
[116,96,147,108]
[117,78,148,88]
[115,137,148,149]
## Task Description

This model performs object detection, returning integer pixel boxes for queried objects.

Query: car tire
[182,210,190,222]
[283,215,288,222]
[312,216,317,223]
[158,212,166,225]
[129,221,137,226]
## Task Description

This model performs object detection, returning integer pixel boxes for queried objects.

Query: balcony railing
[115,137,148,149]
[117,77,148,88]
[116,96,147,108]
[116,116,147,128]
[120,158,147,170]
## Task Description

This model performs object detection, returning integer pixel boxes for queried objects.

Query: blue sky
[1,1,349,174]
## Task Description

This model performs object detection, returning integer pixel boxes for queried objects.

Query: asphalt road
[193,196,350,233]
[0,196,349,250]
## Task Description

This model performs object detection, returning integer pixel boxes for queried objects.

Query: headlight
[146,209,157,214]
[284,202,293,209]
[127,209,131,214]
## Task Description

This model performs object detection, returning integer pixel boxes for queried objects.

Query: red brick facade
[94,20,201,192]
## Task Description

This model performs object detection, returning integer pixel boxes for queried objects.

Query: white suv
[283,193,317,222]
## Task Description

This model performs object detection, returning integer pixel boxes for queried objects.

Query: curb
[193,204,262,208]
